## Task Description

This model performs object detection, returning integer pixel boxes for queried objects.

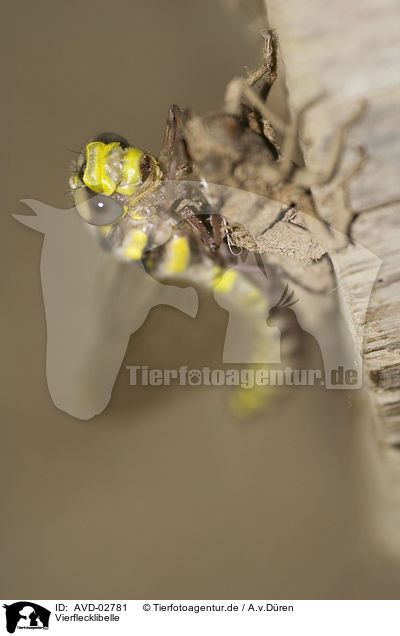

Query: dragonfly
[69,31,362,416]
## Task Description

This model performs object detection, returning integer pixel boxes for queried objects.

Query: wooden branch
[266,0,400,459]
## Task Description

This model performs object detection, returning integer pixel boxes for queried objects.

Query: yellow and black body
[70,131,278,416]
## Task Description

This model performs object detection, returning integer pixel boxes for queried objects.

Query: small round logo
[188,369,202,385]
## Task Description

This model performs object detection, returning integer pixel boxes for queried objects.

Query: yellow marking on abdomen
[212,266,263,309]
[212,268,237,293]
[229,384,272,418]
[243,286,263,307]
[164,236,190,274]
[122,229,148,260]
[99,225,112,236]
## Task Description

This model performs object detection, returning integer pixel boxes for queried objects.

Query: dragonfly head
[70,133,162,226]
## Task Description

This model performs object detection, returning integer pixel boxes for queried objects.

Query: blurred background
[1,0,399,599]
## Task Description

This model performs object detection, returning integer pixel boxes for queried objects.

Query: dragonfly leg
[158,104,193,179]
[247,29,278,96]
[210,213,223,249]
[179,206,218,253]
[224,30,281,157]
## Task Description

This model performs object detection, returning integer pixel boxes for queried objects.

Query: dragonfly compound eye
[74,190,125,226]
